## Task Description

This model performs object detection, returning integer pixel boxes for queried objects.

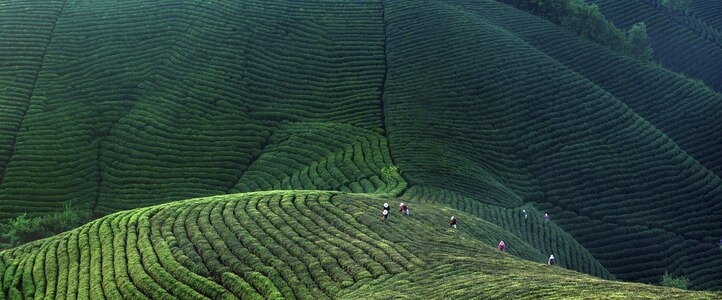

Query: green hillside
[1,191,718,299]
[0,0,721,297]
[383,0,722,289]
[0,0,393,216]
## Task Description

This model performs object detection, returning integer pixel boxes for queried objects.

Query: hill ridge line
[378,0,409,196]
[226,132,272,194]
[93,141,101,214]
[379,0,389,137]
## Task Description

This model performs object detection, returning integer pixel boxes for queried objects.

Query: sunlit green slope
[0,0,392,217]
[2,191,718,299]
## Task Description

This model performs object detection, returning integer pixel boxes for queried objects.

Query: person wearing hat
[548,254,555,265]
[450,216,457,229]
[399,202,409,216]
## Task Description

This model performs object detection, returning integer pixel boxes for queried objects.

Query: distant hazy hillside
[590,0,722,91]
[690,0,722,29]
[0,0,720,294]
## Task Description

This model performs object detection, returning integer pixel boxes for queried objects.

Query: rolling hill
[2,191,718,299]
[0,0,721,297]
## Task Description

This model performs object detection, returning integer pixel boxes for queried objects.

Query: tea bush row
[689,0,722,29]
[404,186,613,279]
[0,191,424,299]
[229,123,404,195]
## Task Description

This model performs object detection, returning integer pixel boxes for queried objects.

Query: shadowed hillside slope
[384,0,722,289]
[2,191,719,299]
[0,0,721,293]
[589,0,722,91]
[689,0,722,30]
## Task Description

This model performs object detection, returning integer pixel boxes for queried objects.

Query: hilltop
[0,0,720,296]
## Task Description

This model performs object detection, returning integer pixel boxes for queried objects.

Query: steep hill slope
[2,191,718,299]
[0,0,392,217]
[0,0,721,293]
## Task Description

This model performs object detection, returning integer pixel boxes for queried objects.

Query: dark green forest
[0,0,720,298]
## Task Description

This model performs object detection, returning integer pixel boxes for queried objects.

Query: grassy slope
[1,191,718,299]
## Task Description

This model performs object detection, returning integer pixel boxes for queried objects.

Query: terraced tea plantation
[1,0,721,298]
[2,191,718,299]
